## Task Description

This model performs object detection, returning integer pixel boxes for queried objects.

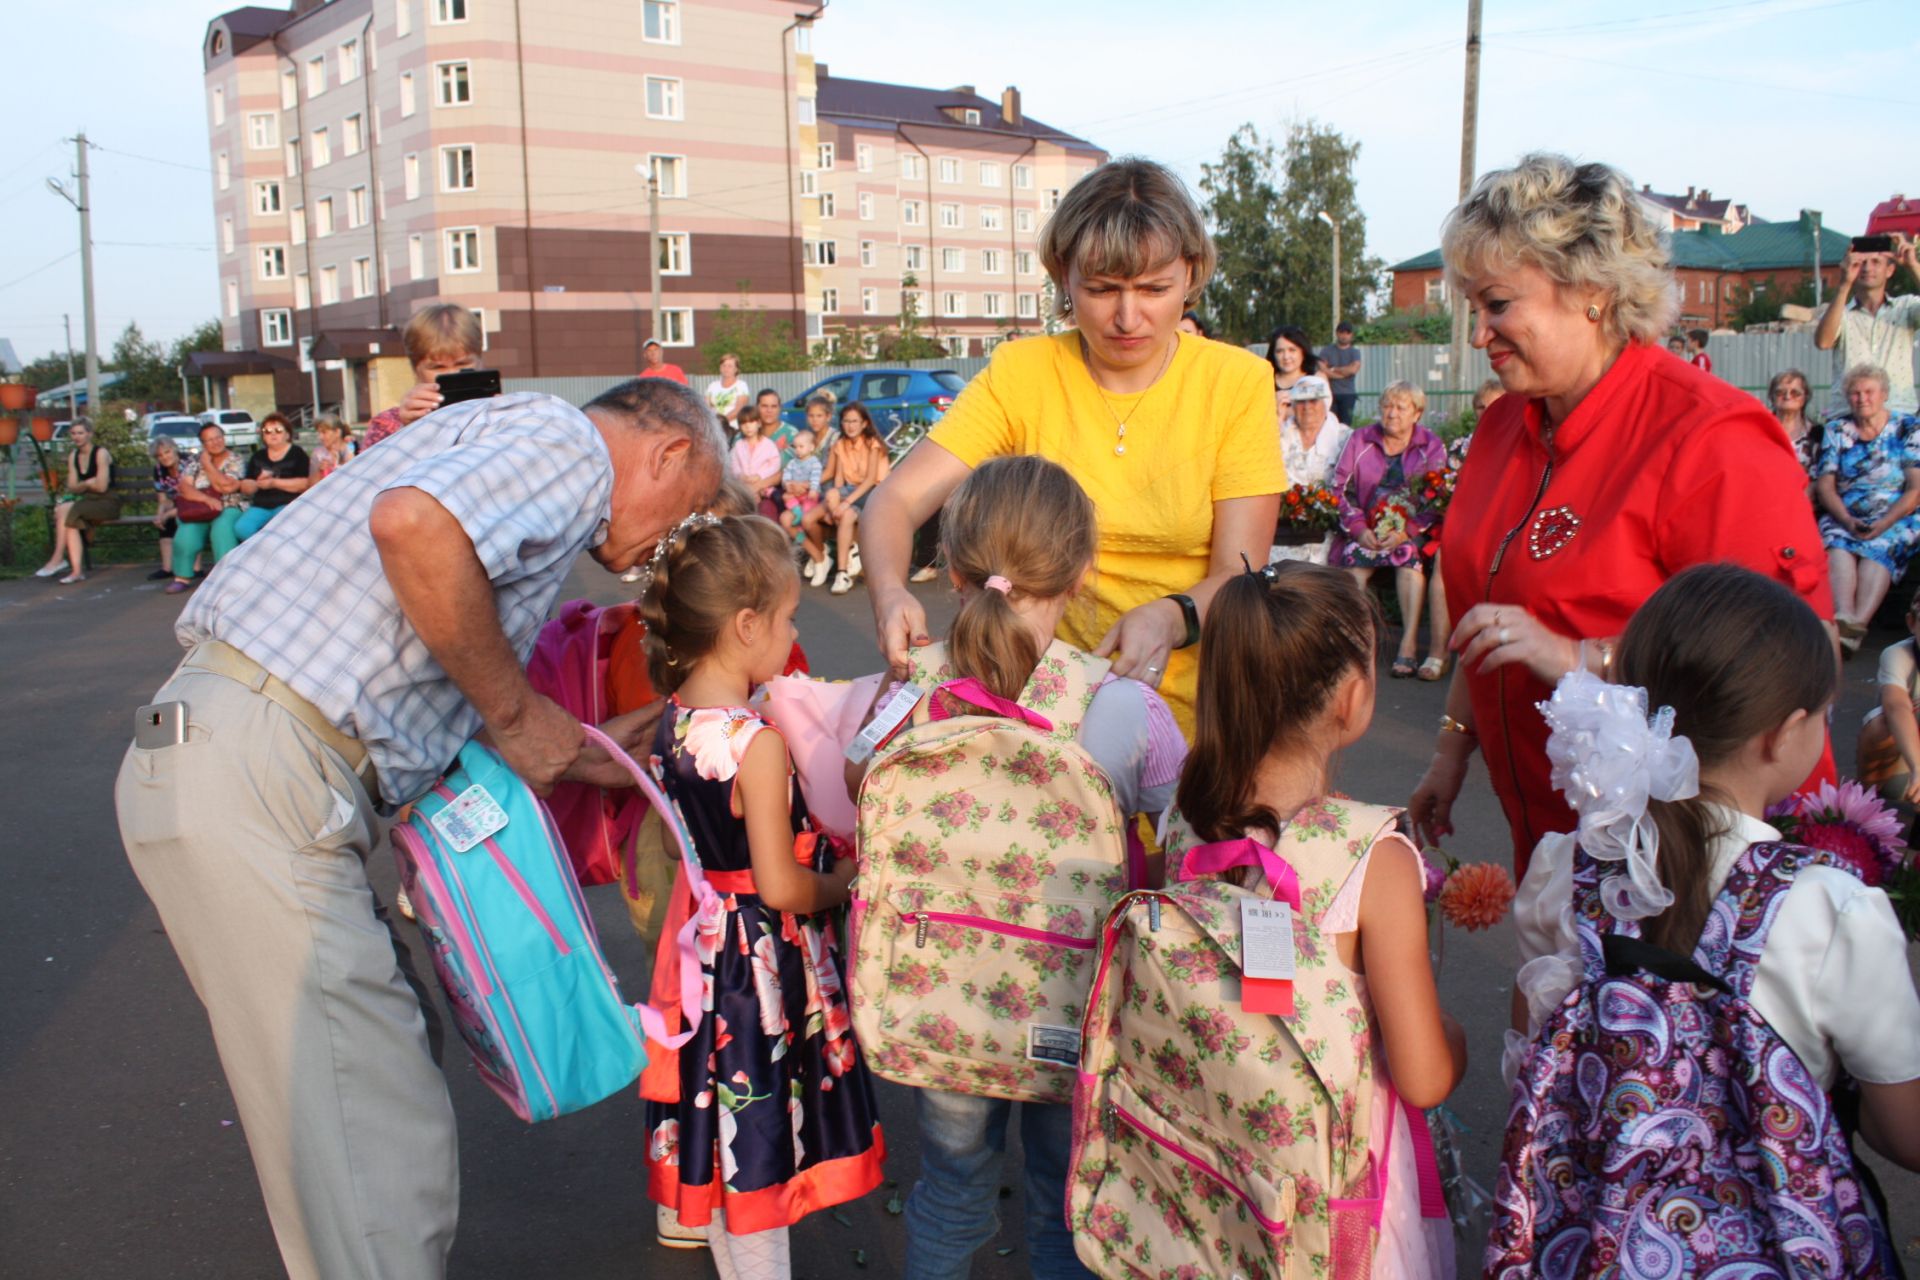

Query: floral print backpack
[1487,839,1897,1278]
[849,640,1132,1104]
[1069,799,1411,1280]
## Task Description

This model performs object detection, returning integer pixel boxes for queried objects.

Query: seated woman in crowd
[165,423,245,593]
[362,304,485,449]
[803,400,890,596]
[1329,379,1448,678]
[148,435,186,581]
[34,419,119,584]
[1770,367,1822,476]
[1271,374,1350,565]
[235,413,309,541]
[1266,323,1322,427]
[310,414,356,481]
[1816,363,1920,652]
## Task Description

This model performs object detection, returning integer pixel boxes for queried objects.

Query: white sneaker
[830,570,854,595]
[806,556,831,587]
[656,1204,707,1250]
[846,544,863,578]
[910,564,939,583]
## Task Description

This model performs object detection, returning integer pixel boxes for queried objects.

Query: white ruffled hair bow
[1538,668,1700,922]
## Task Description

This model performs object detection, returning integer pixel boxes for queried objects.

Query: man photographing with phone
[1816,231,1920,416]
[114,377,724,1280]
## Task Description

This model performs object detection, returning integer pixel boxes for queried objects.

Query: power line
[0,249,79,294]
[87,142,212,175]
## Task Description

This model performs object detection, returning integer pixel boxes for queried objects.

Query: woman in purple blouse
[1329,379,1449,678]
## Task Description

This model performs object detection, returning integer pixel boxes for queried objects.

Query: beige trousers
[116,667,459,1280]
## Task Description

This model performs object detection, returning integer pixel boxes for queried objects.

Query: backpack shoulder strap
[1015,639,1111,742]
[1695,839,1826,1000]
[1272,798,1401,920]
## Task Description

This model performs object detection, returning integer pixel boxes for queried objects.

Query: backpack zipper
[1107,1102,1291,1236]
[907,908,1096,950]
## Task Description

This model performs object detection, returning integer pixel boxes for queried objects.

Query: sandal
[1836,617,1868,641]
[1417,656,1449,682]
[1390,656,1418,679]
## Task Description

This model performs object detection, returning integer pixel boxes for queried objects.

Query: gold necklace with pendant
[1083,334,1177,457]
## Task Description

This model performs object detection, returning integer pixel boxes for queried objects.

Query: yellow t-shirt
[928,331,1285,731]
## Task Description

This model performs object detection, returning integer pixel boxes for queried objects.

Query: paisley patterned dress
[643,701,885,1234]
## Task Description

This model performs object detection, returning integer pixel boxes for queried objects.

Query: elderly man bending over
[114,379,723,1280]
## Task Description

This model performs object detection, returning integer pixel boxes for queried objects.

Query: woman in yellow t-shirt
[861,158,1286,731]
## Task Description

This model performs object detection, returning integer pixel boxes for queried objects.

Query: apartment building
[201,0,815,414]
[811,70,1105,358]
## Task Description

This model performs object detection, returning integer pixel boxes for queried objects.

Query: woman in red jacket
[1408,153,1833,874]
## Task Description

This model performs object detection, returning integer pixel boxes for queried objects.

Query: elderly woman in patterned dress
[1817,363,1920,652]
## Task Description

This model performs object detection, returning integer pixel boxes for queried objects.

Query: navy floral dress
[1817,412,1920,576]
[643,701,885,1234]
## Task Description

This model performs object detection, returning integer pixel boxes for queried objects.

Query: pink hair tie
[984,575,1013,595]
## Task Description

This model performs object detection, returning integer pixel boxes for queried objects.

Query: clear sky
[1,0,1913,359]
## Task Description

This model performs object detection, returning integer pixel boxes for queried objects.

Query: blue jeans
[170,509,242,578]
[234,503,286,541]
[903,1091,1092,1280]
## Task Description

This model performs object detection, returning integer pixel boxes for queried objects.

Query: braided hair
[634,513,795,693]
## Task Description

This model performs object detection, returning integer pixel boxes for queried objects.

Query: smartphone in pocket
[435,368,502,406]
[135,701,188,749]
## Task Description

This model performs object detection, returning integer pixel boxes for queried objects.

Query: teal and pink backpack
[1488,839,1897,1277]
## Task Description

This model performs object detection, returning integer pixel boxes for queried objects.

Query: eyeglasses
[263,427,289,436]
[1775,389,1805,399]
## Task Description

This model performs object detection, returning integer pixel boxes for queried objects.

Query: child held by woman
[635,513,884,1280]
[1493,564,1920,1273]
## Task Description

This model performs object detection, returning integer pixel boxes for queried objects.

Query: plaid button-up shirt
[178,391,614,804]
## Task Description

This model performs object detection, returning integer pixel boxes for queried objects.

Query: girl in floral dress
[636,513,884,1279]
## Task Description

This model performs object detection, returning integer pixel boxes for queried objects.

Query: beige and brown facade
[810,71,1104,358]
[203,0,819,413]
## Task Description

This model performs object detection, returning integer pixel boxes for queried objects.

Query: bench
[65,473,166,569]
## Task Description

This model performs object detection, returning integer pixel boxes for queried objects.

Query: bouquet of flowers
[1769,778,1920,938]
[1421,846,1516,933]
[1369,496,1414,543]
[1416,468,1455,519]
[1277,482,1341,535]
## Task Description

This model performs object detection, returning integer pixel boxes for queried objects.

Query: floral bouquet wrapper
[759,671,886,841]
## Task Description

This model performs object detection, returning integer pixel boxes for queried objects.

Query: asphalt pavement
[2,557,1914,1278]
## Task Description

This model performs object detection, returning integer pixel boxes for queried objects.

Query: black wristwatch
[1166,593,1200,649]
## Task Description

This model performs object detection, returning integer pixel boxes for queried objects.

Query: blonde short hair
[1441,152,1677,346]
[1842,363,1891,398]
[403,303,484,368]
[1040,158,1215,316]
[1380,380,1426,414]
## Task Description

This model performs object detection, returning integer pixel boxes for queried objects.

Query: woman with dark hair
[1770,368,1822,476]
[235,412,310,541]
[1177,311,1211,338]
[1266,324,1322,427]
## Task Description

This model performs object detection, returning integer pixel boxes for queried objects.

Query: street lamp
[1317,210,1341,338]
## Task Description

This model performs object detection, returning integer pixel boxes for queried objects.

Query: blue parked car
[780,368,965,442]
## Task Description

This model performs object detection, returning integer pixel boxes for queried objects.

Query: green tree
[1353,308,1453,344]
[19,350,74,392]
[883,273,947,360]
[1200,121,1384,346]
[703,288,809,372]
[1727,276,1817,331]
[106,321,175,403]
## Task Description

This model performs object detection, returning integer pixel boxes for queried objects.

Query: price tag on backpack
[1239,898,1297,1017]
[845,683,925,765]
[431,783,510,853]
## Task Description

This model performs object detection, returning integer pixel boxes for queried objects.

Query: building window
[403,153,420,200]
[981,248,1002,274]
[225,279,239,317]
[904,245,924,271]
[446,227,481,273]
[857,191,874,221]
[315,197,335,237]
[642,0,679,43]
[1423,277,1446,305]
[659,231,689,275]
[900,154,924,181]
[798,170,817,197]
[817,142,835,170]
[979,161,1002,187]
[311,127,330,167]
[1013,163,1033,190]
[937,156,960,183]
[284,139,300,176]
[280,69,297,109]
[319,265,340,304]
[290,206,306,245]
[660,307,693,346]
[644,76,682,120]
[345,186,367,228]
[407,234,424,280]
[942,291,966,318]
[941,247,963,272]
[855,143,873,173]
[859,240,875,268]
[1015,250,1035,275]
[307,56,325,96]
[980,206,1003,231]
[216,151,230,190]
[962,109,980,126]
[1016,292,1038,319]
[433,0,467,23]
[376,179,386,218]
[649,154,685,197]
[821,288,839,314]
[253,179,282,215]
[343,113,363,157]
[944,334,969,356]
[396,0,412,37]
[820,193,835,218]
[984,293,1005,318]
[212,86,227,125]
[338,39,362,83]
[901,200,923,226]
[797,96,816,125]
[400,71,417,117]
[439,145,474,192]
[1042,188,1061,211]
[794,21,811,52]
[221,215,235,254]
[938,203,961,229]
[294,271,310,308]
[803,240,838,266]
[902,289,924,317]
[1016,208,1034,233]
[862,287,878,315]
[436,61,471,107]
[352,256,373,298]
[258,245,288,280]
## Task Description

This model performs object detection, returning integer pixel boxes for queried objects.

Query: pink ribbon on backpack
[1179,836,1301,1016]
[927,678,1055,733]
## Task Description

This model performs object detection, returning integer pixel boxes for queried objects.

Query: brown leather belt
[181,639,380,799]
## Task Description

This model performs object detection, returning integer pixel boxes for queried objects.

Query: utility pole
[1449,0,1483,416]
[649,175,663,352]
[62,315,76,415]
[1318,210,1341,337]
[47,134,101,421]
